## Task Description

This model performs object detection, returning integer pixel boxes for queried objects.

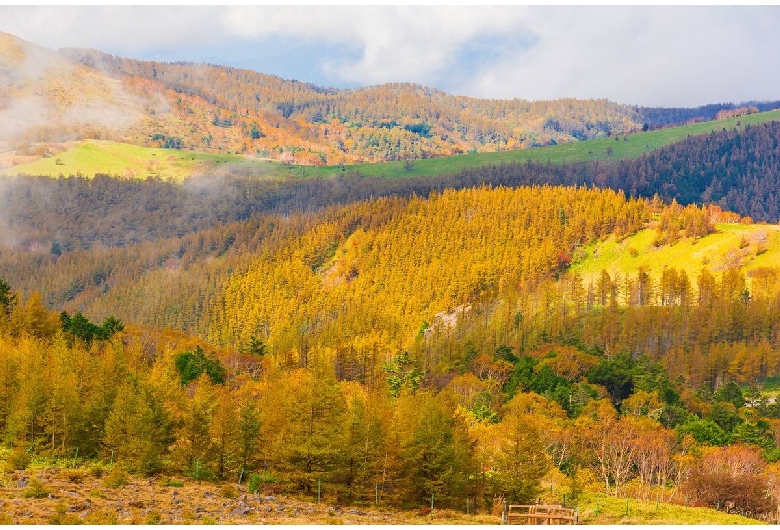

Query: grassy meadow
[571,223,780,287]
[0,140,279,181]
[569,492,763,525]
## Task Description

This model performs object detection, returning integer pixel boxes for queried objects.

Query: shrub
[22,478,50,499]
[84,509,118,525]
[61,468,87,483]
[88,464,107,478]
[5,446,31,471]
[48,503,81,525]
[219,484,238,499]
[102,467,129,489]
[247,472,278,494]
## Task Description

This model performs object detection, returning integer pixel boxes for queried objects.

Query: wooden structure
[503,504,577,525]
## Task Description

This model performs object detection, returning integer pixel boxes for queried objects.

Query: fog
[0,32,165,151]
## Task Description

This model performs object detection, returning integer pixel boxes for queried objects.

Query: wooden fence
[503,504,577,525]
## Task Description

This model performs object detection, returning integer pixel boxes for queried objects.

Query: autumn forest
[2,29,780,524]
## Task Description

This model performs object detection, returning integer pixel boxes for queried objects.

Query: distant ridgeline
[57,46,779,164]
[638,102,779,128]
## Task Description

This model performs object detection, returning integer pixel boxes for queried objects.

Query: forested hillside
[4,29,778,173]
[2,185,780,521]
[2,119,778,267]
[638,101,780,128]
[60,46,650,162]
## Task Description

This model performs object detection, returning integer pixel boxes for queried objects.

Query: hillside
[0,32,168,153]
[3,117,780,263]
[0,140,277,181]
[572,223,780,287]
[1,183,778,381]
[4,30,776,171]
[1,186,780,523]
[60,46,651,161]
[5,109,778,182]
[279,109,780,180]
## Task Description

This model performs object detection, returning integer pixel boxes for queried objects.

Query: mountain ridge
[3,31,777,168]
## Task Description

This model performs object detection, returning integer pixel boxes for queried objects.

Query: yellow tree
[103,380,172,475]
[486,395,550,504]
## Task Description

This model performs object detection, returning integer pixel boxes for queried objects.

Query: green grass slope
[570,492,763,525]
[3,110,778,182]
[281,109,780,180]
[571,223,780,286]
[0,140,279,181]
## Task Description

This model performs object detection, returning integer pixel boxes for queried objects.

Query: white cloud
[457,6,780,106]
[218,6,530,85]
[1,6,778,106]
[0,6,223,53]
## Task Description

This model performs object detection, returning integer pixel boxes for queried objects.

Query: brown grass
[0,467,498,525]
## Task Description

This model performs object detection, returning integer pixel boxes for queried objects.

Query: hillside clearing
[571,223,780,286]
[0,140,279,181]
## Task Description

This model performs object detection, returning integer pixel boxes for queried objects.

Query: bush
[48,503,81,525]
[22,478,50,499]
[102,467,129,489]
[84,509,118,525]
[162,477,184,487]
[219,484,238,499]
[88,464,107,478]
[247,472,278,494]
[5,446,31,471]
[61,468,87,483]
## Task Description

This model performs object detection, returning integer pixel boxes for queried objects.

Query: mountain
[59,46,650,163]
[64,47,779,165]
[0,32,167,155]
[5,31,775,170]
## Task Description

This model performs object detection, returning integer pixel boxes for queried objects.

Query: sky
[1,5,779,107]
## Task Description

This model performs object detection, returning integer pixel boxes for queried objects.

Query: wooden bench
[505,504,577,525]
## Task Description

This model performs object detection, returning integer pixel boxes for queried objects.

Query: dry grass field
[0,466,497,525]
